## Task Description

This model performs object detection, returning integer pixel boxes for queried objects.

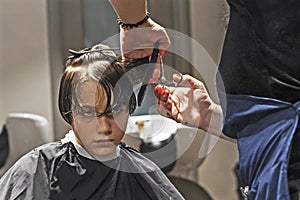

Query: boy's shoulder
[34,141,68,157]
[6,141,67,174]
[118,142,162,171]
[0,142,64,199]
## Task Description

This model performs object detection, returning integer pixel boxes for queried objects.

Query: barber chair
[0,125,9,169]
[167,127,208,182]
[125,115,209,177]
[126,114,178,173]
[168,176,213,200]
[124,115,213,199]
[140,134,177,173]
[0,113,51,177]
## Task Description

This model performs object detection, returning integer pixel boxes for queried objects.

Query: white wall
[0,0,54,139]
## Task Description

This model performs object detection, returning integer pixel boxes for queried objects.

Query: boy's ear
[129,93,136,115]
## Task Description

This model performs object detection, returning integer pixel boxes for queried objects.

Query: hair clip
[67,48,120,59]
[68,49,84,59]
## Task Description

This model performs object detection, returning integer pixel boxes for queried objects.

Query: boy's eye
[80,108,113,118]
[73,105,127,120]
[73,106,97,117]
[82,109,96,117]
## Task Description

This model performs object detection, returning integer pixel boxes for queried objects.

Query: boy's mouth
[93,139,115,146]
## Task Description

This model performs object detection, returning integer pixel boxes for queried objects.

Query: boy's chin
[92,146,117,157]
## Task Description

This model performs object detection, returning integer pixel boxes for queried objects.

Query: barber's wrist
[204,103,224,135]
[119,11,147,24]
[117,12,150,30]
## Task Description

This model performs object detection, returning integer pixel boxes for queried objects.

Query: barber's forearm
[109,0,147,23]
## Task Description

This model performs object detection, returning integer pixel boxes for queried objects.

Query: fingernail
[161,50,166,57]
[173,73,182,78]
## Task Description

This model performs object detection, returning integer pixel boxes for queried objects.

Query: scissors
[156,53,183,88]
[137,41,183,106]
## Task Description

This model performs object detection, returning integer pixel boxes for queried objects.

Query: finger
[169,95,181,112]
[122,42,169,60]
[154,85,171,102]
[156,104,171,118]
[158,39,171,51]
[156,28,171,50]
[162,102,173,118]
[154,86,163,100]
[124,48,168,60]
[158,95,179,121]
[173,74,203,89]
[123,49,153,59]
[159,50,166,57]
[170,100,181,122]
[162,99,172,110]
[151,64,161,82]
[122,39,169,60]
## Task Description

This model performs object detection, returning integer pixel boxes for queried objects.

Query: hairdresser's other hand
[155,74,223,134]
[120,18,171,59]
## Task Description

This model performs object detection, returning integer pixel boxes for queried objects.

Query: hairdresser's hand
[155,74,223,134]
[120,18,170,59]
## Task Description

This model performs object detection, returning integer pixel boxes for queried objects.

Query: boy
[0,44,183,200]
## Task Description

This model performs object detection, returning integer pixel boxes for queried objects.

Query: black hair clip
[67,48,120,59]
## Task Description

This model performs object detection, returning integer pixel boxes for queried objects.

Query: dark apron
[220,92,300,200]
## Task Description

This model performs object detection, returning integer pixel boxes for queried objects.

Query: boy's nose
[95,117,111,135]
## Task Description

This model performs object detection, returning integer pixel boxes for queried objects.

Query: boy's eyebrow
[80,105,95,110]
[79,104,111,112]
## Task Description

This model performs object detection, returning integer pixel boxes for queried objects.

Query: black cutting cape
[0,142,183,200]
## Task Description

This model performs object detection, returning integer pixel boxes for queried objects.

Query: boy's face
[71,80,128,157]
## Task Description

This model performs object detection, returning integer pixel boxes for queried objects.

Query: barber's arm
[108,0,170,59]
[109,0,147,24]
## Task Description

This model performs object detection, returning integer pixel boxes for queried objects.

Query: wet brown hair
[58,44,136,124]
